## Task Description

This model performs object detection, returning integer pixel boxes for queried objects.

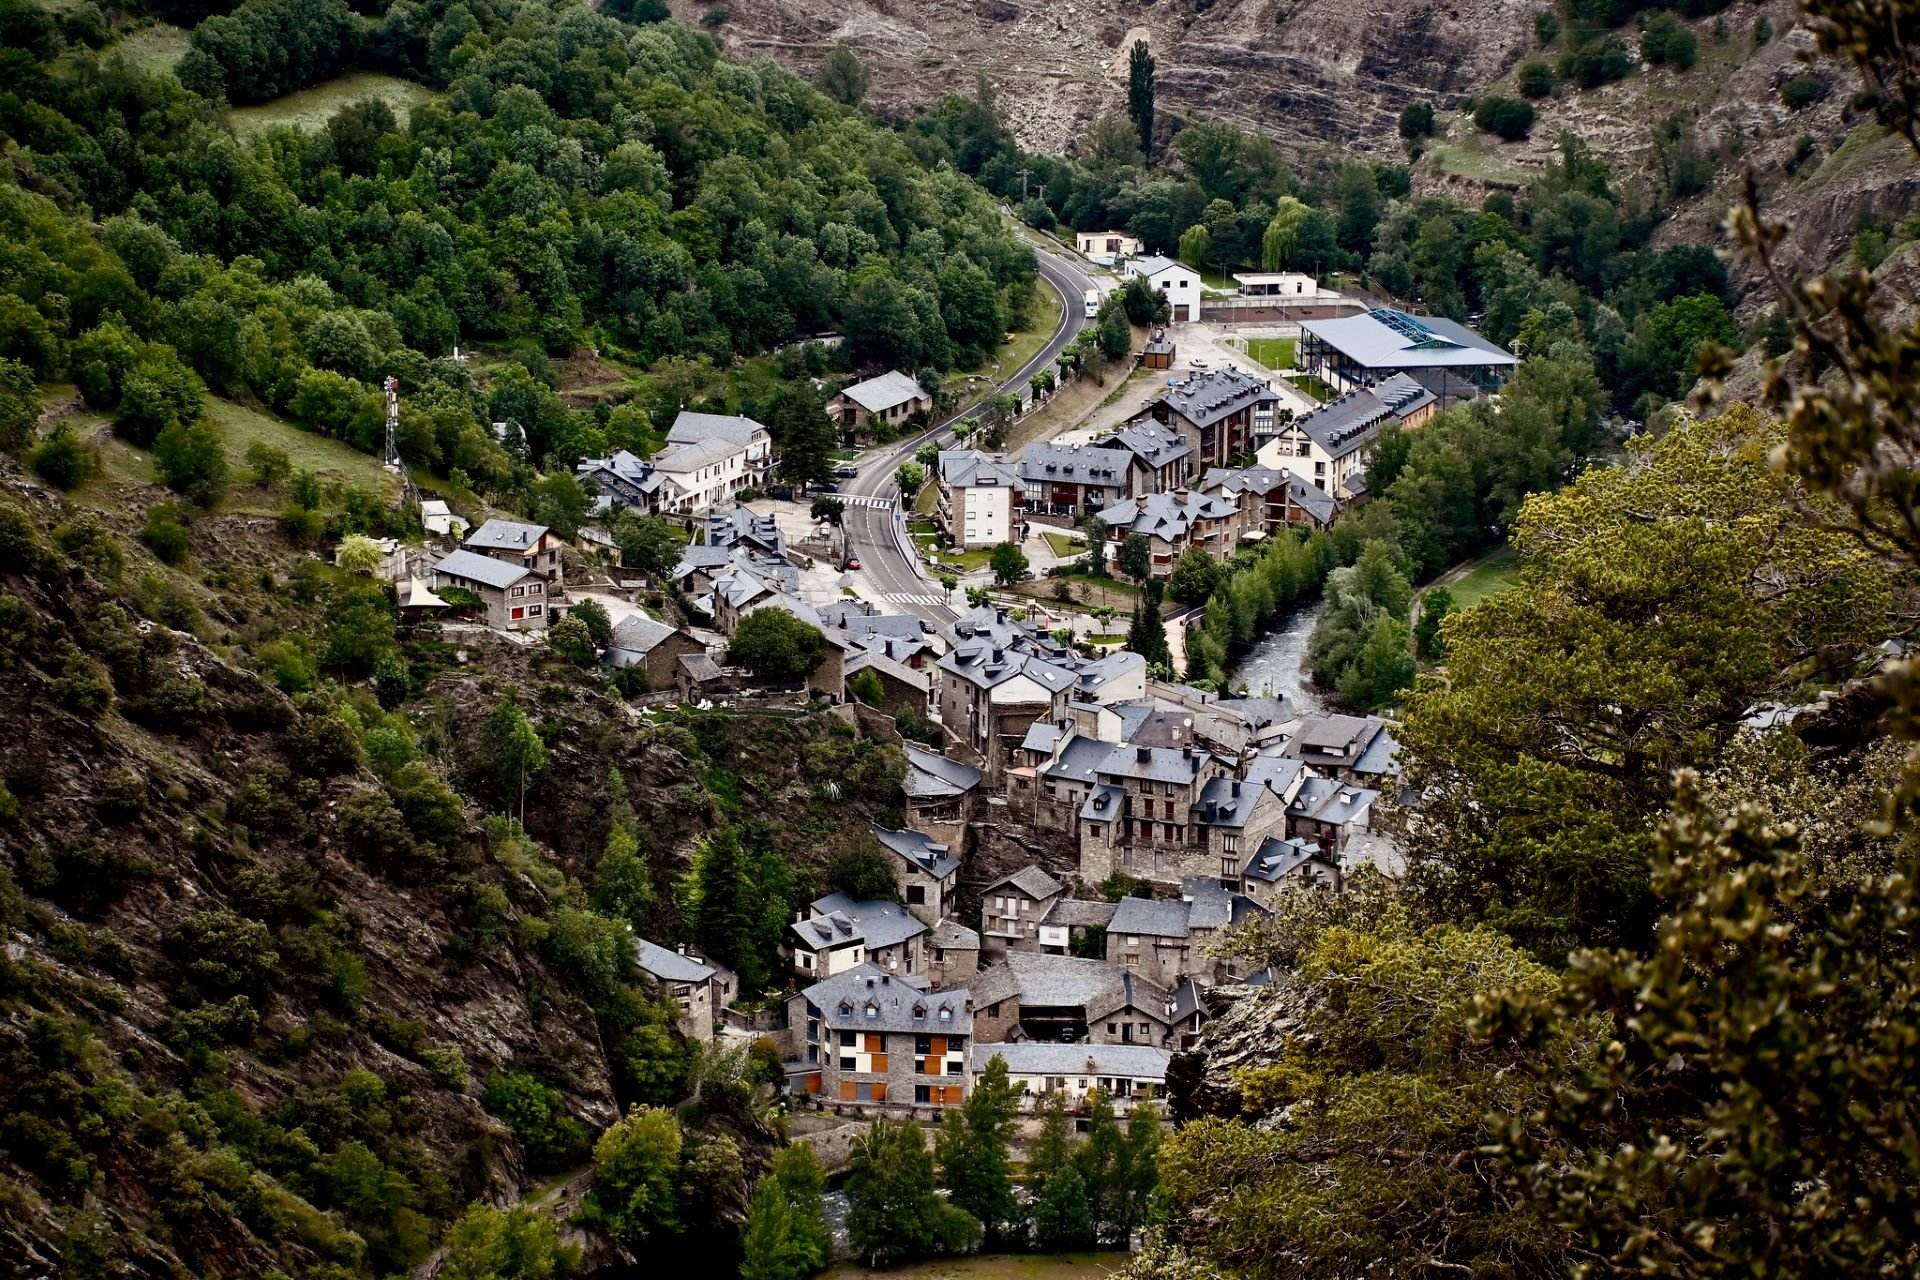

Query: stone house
[1240,835,1343,904]
[1255,373,1436,500]
[929,919,981,988]
[872,826,961,926]
[1280,713,1402,786]
[1286,777,1380,856]
[788,892,928,981]
[980,865,1065,955]
[787,966,972,1108]
[831,370,931,436]
[933,643,1078,782]
[970,952,1169,1047]
[603,614,706,690]
[902,746,982,849]
[1094,488,1245,577]
[431,549,549,630]
[464,519,564,587]
[1076,743,1227,884]
[634,939,734,1041]
[1105,896,1196,990]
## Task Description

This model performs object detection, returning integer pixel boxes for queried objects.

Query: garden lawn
[1439,546,1518,609]
[206,399,396,509]
[1285,373,1335,403]
[1042,531,1082,557]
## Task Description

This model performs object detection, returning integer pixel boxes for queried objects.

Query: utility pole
[1015,166,1033,203]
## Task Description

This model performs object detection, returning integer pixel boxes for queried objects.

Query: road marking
[845,496,895,509]
[885,593,948,605]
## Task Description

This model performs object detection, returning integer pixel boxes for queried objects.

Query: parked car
[1189,356,1211,369]
[844,557,862,571]
[834,465,859,478]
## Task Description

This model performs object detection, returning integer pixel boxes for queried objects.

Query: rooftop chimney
[1136,746,1152,763]
[1232,780,1242,797]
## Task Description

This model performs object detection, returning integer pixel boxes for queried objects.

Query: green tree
[587,1107,682,1245]
[440,1203,579,1280]
[740,1178,806,1280]
[937,1054,1021,1243]
[30,425,93,490]
[1096,302,1132,361]
[989,541,1028,586]
[728,608,827,683]
[1127,581,1171,669]
[485,700,548,822]
[612,513,684,581]
[1338,613,1415,710]
[117,349,205,447]
[337,533,385,575]
[1413,585,1453,660]
[324,582,399,675]
[1118,533,1152,583]
[771,1143,831,1271]
[570,598,614,649]
[547,613,597,667]
[773,384,837,489]
[1033,1162,1094,1252]
[153,419,229,506]
[1262,196,1310,271]
[846,1118,982,1267]
[895,462,925,498]
[819,45,868,106]
[1177,223,1212,271]
[1166,547,1221,606]
[0,357,37,453]
[1127,39,1156,161]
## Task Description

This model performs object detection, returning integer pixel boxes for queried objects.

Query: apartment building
[787,966,973,1107]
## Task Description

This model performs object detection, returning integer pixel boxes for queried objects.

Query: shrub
[168,908,278,996]
[1517,59,1557,98]
[20,838,150,916]
[54,516,123,582]
[288,711,364,776]
[338,788,415,865]
[50,646,113,717]
[389,761,465,846]
[1397,102,1435,139]
[1534,7,1560,44]
[1474,96,1536,140]
[547,613,597,667]
[1781,74,1827,109]
[30,425,94,490]
[141,504,191,564]
[484,1072,589,1172]
[1559,36,1632,87]
[1642,13,1698,68]
[245,441,292,489]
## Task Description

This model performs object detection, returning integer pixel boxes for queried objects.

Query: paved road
[842,236,1097,627]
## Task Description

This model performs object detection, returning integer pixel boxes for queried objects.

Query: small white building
[1076,230,1142,265]
[420,499,469,539]
[1123,255,1204,323]
[1231,272,1332,299]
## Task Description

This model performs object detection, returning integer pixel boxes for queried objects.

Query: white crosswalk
[885,592,949,606]
[844,495,895,509]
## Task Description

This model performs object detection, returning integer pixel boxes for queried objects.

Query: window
[865,1004,878,1019]
[528,604,542,616]
[915,1035,933,1055]
[510,607,525,621]
[1224,834,1239,853]
[947,1059,964,1075]
[914,1085,932,1104]
[1222,858,1239,880]
[938,1006,952,1022]
[511,586,525,598]
[907,885,925,905]
[800,952,815,970]
[1107,1023,1118,1035]
[839,1057,856,1072]
[807,1044,817,1063]
[839,1030,855,1048]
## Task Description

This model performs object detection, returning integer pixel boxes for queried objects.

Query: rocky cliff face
[677,0,1537,156]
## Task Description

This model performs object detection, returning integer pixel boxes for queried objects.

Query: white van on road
[1083,287,1101,317]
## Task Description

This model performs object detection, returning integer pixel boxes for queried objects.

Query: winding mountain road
[841,234,1098,627]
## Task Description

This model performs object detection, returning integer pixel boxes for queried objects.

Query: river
[1227,600,1328,716]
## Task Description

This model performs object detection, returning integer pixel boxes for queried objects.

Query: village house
[1036,897,1118,957]
[789,892,929,980]
[1097,420,1196,495]
[1286,776,1380,856]
[706,504,786,557]
[936,449,1026,549]
[787,966,972,1108]
[603,614,707,690]
[1168,978,1209,1050]
[872,826,961,925]
[1105,896,1194,989]
[831,370,932,435]
[1094,489,1244,577]
[1015,443,1133,522]
[819,602,938,671]
[419,498,469,539]
[1299,307,1517,401]
[1230,271,1326,298]
[1123,254,1203,323]
[431,548,548,630]
[668,411,774,487]
[1077,743,1228,884]
[1204,466,1340,536]
[902,745,983,847]
[1076,230,1142,264]
[933,642,1078,781]
[1256,373,1437,500]
[675,652,730,702]
[1011,730,1112,836]
[1240,835,1343,904]
[1280,714,1402,787]
[971,952,1170,1046]
[970,1042,1171,1112]
[1147,368,1280,470]
[634,939,734,1041]
[841,646,932,718]
[464,519,564,587]
[930,919,982,988]
[980,865,1066,953]
[575,413,770,518]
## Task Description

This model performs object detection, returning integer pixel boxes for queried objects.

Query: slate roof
[679,652,725,683]
[1191,775,1271,829]
[1285,714,1399,775]
[1074,650,1145,700]
[1155,368,1279,429]
[1243,835,1335,884]
[1099,420,1195,470]
[1302,310,1517,372]
[903,745,982,800]
[669,411,767,447]
[1080,782,1126,822]
[607,614,679,658]
[634,939,715,983]
[972,952,1126,1010]
[1109,895,1192,939]
[1179,877,1266,930]
[803,965,969,1035]
[1016,444,1131,488]
[1086,969,1170,1024]
[794,893,928,952]
[938,448,1023,490]
[434,548,533,590]
[1021,722,1063,754]
[841,370,929,414]
[1343,830,1407,878]
[465,518,551,552]
[1043,897,1118,929]
[707,506,784,553]
[970,1042,1171,1078]
[1097,743,1209,785]
[1128,254,1191,281]
[1287,777,1379,828]
[1204,465,1294,498]
[1044,734,1113,786]
[872,826,960,880]
[1211,696,1294,732]
[985,865,1065,902]
[1096,489,1239,540]
[1169,978,1207,1022]
[933,919,981,950]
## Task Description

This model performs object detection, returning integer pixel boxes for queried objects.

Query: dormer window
[837,1000,852,1015]
[912,1002,927,1018]
[938,1006,953,1022]
[865,1003,879,1019]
